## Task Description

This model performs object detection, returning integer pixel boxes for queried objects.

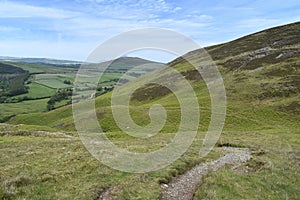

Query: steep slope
[171,21,300,67]
[170,21,300,113]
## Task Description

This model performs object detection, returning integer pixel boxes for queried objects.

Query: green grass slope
[12,22,300,133]
[2,22,300,199]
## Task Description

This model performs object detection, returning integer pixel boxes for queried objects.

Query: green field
[0,58,157,121]
[34,74,74,89]
[5,62,78,74]
[0,99,49,122]
[15,83,56,99]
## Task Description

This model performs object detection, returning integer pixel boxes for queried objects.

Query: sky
[0,0,300,62]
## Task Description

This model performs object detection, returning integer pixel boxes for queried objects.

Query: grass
[0,125,221,200]
[6,62,77,74]
[1,22,300,199]
[1,123,298,199]
[34,74,74,89]
[0,99,48,122]
[7,63,300,199]
[194,131,300,200]
[0,58,162,123]
[15,82,56,99]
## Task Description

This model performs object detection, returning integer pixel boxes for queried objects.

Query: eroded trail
[160,147,251,200]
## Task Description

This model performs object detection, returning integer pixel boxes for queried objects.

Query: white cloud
[0,40,94,61]
[236,18,280,29]
[8,0,295,62]
[0,0,213,41]
[0,1,79,19]
[0,1,214,61]
[172,6,182,12]
[0,26,21,32]
[81,0,174,13]
[51,15,213,43]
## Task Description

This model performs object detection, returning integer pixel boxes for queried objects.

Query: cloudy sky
[0,0,299,62]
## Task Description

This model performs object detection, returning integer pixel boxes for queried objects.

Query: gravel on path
[160,147,251,200]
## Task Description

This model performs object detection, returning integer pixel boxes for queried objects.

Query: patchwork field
[0,57,162,122]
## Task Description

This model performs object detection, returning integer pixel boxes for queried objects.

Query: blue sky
[0,0,300,62]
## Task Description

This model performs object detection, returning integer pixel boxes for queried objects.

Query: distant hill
[0,63,29,100]
[0,56,82,66]
[12,22,300,130]
[0,56,164,70]
[79,56,164,74]
[102,57,163,72]
[0,63,27,74]
[0,56,164,121]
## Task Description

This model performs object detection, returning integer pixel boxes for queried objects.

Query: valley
[0,22,299,199]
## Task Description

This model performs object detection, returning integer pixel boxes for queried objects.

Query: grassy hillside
[0,99,49,122]
[2,22,300,199]
[0,63,27,74]
[12,22,300,133]
[0,63,30,99]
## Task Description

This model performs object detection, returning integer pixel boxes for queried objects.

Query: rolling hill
[1,22,299,199]
[12,22,300,131]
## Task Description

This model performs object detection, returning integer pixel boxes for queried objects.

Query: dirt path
[160,147,251,200]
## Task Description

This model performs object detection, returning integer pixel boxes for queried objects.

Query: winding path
[160,147,251,200]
